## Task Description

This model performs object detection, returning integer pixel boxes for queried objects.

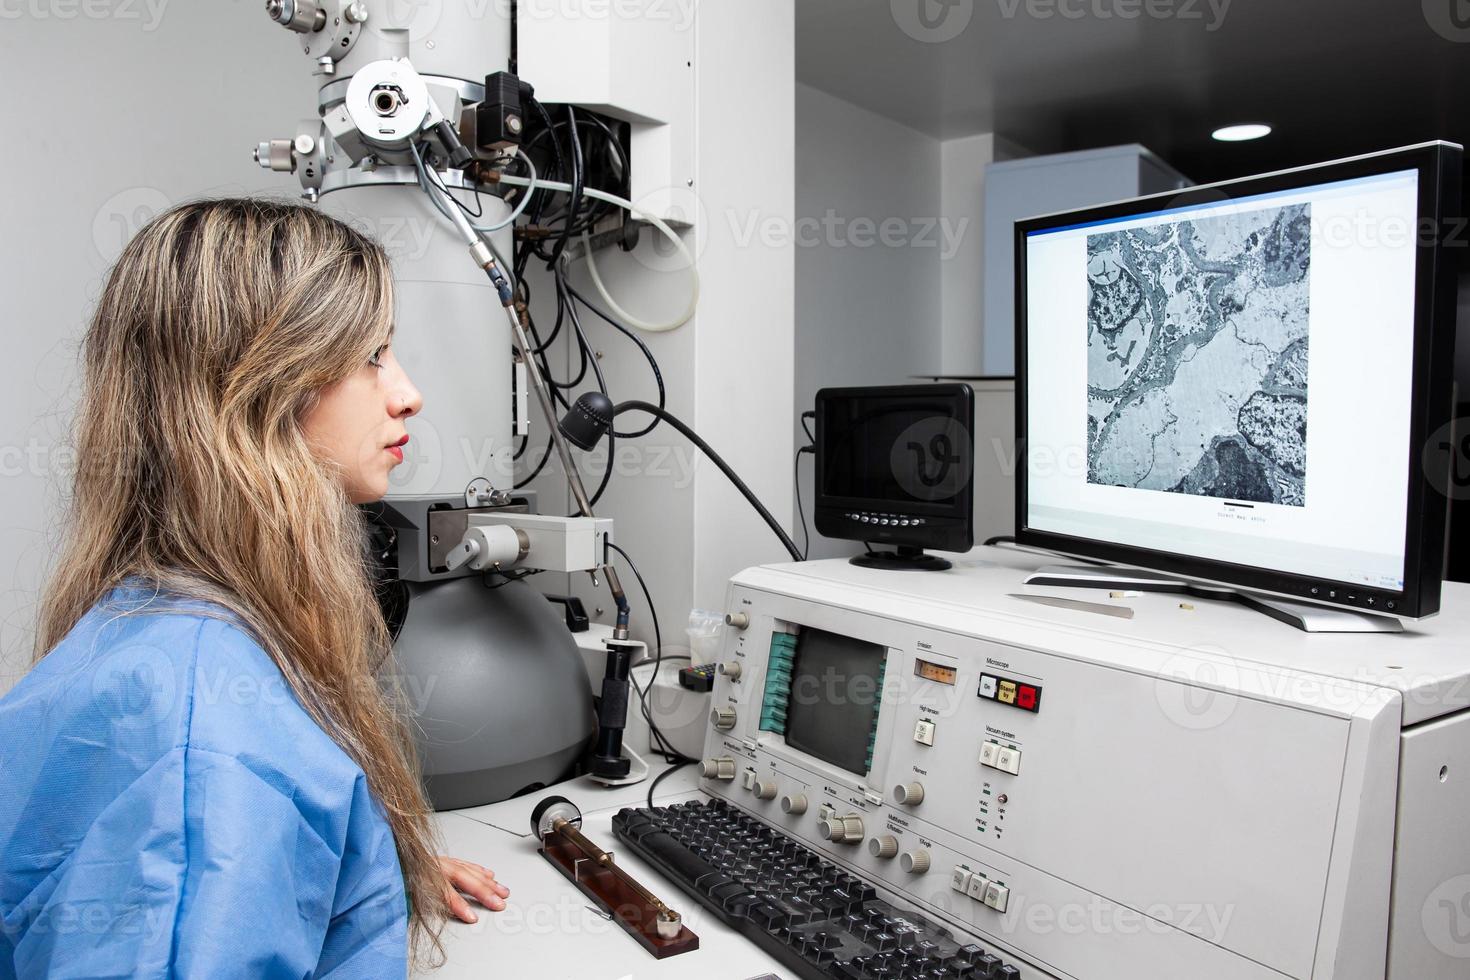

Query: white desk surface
[423,765,785,980]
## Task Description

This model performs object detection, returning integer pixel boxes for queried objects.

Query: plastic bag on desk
[686,609,725,663]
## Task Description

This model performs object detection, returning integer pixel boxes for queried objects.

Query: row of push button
[978,673,1041,713]
[979,740,1021,775]
[846,512,928,527]
[951,867,1010,913]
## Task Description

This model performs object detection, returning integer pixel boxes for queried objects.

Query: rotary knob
[710,707,737,731]
[753,780,778,800]
[892,782,925,806]
[900,850,931,875]
[701,757,736,780]
[725,611,750,629]
[718,661,742,680]
[868,835,898,859]
[781,793,808,815]
[819,814,865,844]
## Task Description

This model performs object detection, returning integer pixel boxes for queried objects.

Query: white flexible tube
[475,148,538,233]
[496,174,699,332]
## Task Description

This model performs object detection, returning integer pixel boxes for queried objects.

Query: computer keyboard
[612,798,1023,979]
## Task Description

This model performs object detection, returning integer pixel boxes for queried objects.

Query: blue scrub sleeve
[8,745,360,979]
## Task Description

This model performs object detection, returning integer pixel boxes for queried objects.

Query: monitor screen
[814,384,975,555]
[1017,143,1460,617]
[782,627,886,777]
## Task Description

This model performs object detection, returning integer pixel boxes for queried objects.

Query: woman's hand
[438,856,510,922]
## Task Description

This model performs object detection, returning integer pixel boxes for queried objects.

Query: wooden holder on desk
[531,795,699,959]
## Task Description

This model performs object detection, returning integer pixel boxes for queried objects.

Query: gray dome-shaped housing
[385,575,596,810]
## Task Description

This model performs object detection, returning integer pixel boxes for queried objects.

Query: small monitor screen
[782,627,886,776]
[1023,168,1421,592]
[818,389,973,511]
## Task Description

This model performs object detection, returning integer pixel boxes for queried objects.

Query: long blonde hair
[37,197,447,961]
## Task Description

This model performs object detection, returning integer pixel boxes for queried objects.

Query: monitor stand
[1023,564,1403,633]
[852,545,952,572]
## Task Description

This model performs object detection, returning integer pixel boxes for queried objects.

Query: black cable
[585,430,615,510]
[795,445,815,560]
[983,535,1015,547]
[613,401,804,562]
[647,758,695,810]
[552,267,617,510]
[797,411,817,558]
[607,541,693,766]
[566,284,666,439]
[560,274,607,395]
[513,432,555,489]
[548,105,583,267]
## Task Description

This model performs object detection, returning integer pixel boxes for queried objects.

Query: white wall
[792,83,945,560]
[0,6,306,694]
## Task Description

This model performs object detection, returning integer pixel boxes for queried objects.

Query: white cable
[410,143,538,236]
[474,148,538,233]
[497,174,699,332]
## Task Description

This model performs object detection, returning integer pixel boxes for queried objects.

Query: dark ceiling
[796,0,1470,186]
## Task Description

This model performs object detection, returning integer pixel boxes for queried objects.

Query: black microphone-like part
[558,391,615,451]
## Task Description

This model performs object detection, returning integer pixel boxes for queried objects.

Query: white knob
[718,661,742,680]
[710,707,737,731]
[753,780,777,800]
[893,782,925,806]
[701,757,736,780]
[819,815,863,843]
[868,835,898,859]
[781,793,808,815]
[725,611,750,629]
[900,850,931,875]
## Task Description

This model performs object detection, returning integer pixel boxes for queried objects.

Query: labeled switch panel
[952,866,1010,913]
[978,672,1041,713]
[979,740,1021,775]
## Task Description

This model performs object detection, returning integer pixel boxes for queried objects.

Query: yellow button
[997,680,1018,705]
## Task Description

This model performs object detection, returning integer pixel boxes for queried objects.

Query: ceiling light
[1212,124,1272,143]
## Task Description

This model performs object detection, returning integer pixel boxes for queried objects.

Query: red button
[1016,685,1039,711]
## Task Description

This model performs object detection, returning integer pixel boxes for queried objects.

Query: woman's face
[302,339,423,504]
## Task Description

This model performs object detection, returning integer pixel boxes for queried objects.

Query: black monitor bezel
[1014,142,1461,620]
[814,383,976,554]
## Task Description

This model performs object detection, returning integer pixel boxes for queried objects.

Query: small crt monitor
[815,384,975,570]
[1016,142,1461,620]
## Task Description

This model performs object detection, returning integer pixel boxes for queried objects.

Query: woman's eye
[369,344,389,368]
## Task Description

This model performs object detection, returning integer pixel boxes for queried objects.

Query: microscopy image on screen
[1086,203,1311,506]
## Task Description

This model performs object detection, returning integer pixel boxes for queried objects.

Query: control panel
[695,560,1425,980]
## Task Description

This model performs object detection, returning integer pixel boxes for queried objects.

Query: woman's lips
[387,434,409,463]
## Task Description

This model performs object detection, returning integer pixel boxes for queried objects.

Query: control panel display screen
[783,627,887,776]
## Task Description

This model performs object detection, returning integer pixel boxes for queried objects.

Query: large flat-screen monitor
[1016,142,1461,620]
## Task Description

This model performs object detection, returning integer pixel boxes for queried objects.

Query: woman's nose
[395,374,423,419]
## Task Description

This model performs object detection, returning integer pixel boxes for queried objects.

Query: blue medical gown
[0,584,409,978]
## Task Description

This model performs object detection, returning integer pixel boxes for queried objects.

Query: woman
[0,199,506,977]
